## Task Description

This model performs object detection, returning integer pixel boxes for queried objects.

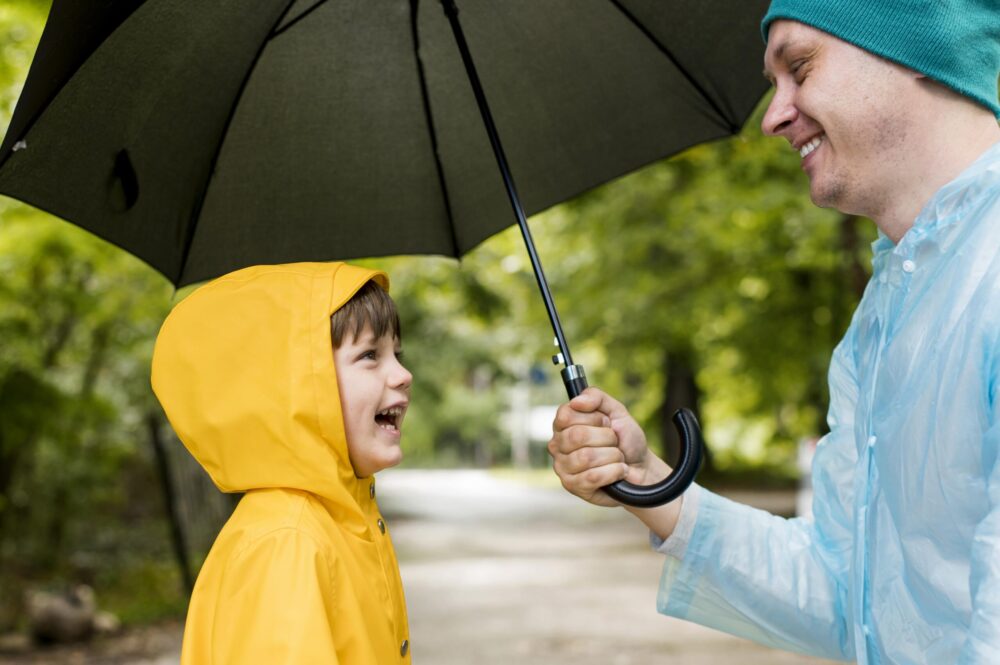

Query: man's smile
[799,134,825,158]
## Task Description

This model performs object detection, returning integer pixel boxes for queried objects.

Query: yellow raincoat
[151,263,411,664]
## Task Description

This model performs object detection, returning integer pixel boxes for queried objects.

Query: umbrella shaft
[440,0,574,369]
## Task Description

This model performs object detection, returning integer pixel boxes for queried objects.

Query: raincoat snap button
[400,639,409,656]
[377,518,385,534]
[902,259,916,273]
[370,482,376,499]
[868,435,877,448]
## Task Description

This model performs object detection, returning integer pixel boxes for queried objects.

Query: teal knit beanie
[761,0,1000,118]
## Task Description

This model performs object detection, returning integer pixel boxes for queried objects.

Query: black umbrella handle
[562,365,702,508]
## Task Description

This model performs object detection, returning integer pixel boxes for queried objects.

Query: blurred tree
[0,196,176,616]
[528,112,875,474]
[0,0,183,628]
[0,0,882,634]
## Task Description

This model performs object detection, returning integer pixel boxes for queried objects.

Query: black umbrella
[0,0,770,506]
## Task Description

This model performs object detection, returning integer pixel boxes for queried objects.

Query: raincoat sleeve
[211,528,340,664]
[959,332,1000,663]
[655,324,860,661]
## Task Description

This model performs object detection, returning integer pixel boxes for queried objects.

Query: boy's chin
[352,449,403,478]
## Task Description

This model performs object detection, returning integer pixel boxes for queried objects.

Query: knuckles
[583,468,605,488]
[572,445,594,470]
[565,426,589,449]
[552,404,577,432]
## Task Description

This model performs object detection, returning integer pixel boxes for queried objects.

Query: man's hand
[548,387,659,507]
[548,387,684,538]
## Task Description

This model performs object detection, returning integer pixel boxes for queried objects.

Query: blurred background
[0,1,871,663]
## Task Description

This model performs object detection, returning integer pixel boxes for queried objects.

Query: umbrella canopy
[0,0,771,507]
[0,0,769,288]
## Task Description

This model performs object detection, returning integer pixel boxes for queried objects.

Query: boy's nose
[390,360,412,391]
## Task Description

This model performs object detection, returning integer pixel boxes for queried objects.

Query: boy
[151,262,412,664]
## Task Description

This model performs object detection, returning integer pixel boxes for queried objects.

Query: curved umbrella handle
[562,365,703,508]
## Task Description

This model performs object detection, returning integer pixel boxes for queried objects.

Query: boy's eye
[357,349,377,362]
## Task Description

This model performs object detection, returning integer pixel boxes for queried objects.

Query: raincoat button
[377,518,386,534]
[400,639,409,656]
[868,435,877,448]
[902,259,916,273]
[370,481,376,499]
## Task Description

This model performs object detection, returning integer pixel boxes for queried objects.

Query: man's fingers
[558,445,625,475]
[558,462,628,499]
[553,401,611,432]
[556,387,630,424]
[549,424,618,456]
[548,387,649,508]
[580,387,631,423]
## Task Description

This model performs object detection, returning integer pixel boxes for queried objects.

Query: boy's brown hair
[330,280,401,347]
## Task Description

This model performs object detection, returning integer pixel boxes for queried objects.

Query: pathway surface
[379,469,841,665]
[0,470,842,664]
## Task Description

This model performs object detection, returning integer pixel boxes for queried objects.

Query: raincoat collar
[871,139,1000,262]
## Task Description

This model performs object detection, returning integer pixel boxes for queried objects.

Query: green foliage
[536,110,874,469]
[0,0,878,631]
[377,115,874,473]
[0,3,46,128]
[94,558,189,625]
[0,201,177,627]
[0,3,180,626]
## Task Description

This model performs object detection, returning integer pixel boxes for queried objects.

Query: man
[548,1,1000,663]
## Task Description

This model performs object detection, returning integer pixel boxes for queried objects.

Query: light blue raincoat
[655,141,1000,665]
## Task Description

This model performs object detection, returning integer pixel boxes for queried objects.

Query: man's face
[334,325,412,478]
[762,20,919,217]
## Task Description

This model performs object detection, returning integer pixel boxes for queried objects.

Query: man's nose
[761,87,797,137]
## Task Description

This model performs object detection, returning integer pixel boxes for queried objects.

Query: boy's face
[333,324,412,478]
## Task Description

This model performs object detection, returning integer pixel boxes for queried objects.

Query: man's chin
[808,179,848,212]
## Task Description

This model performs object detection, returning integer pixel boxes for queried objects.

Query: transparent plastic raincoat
[655,141,1000,664]
[152,263,411,665]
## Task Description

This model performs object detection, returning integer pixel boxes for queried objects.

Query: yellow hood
[154,263,411,663]
[151,262,387,507]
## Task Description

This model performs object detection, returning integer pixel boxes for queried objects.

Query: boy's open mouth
[375,406,403,432]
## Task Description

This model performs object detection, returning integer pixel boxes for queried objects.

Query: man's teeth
[799,135,824,158]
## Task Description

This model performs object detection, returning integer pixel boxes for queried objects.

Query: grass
[95,559,189,626]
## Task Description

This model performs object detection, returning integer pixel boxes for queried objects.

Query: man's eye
[790,59,808,80]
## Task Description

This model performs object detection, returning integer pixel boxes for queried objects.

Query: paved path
[0,470,841,664]
[379,469,842,665]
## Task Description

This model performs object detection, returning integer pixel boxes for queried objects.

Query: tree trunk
[147,412,194,593]
[839,214,869,302]
[659,349,711,473]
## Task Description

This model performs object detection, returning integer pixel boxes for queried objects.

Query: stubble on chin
[808,169,851,212]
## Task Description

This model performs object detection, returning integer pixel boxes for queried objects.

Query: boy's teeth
[376,406,403,431]
[799,135,824,158]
